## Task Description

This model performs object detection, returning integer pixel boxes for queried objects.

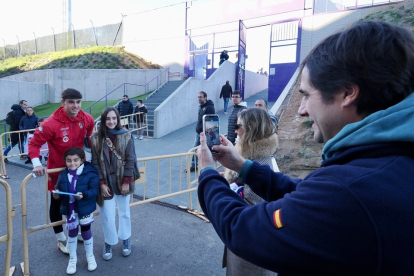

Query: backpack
[5,111,15,125]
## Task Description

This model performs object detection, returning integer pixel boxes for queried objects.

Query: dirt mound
[275,78,323,179]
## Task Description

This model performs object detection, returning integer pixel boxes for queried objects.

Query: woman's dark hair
[25,106,36,116]
[63,147,85,161]
[301,20,414,116]
[97,107,122,151]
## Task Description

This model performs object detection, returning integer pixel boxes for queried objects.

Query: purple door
[236,20,247,99]
[268,19,301,102]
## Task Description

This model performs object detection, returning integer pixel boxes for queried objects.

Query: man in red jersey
[29,88,95,254]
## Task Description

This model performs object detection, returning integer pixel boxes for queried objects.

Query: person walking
[3,100,27,162]
[219,81,232,114]
[90,107,137,261]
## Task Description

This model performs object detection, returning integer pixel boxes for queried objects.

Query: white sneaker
[139,135,143,140]
[87,255,97,271]
[58,240,69,255]
[224,112,228,114]
[66,258,77,274]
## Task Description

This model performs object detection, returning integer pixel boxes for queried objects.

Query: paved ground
[0,89,272,276]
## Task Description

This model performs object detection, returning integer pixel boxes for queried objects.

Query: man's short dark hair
[123,95,128,98]
[19,100,27,105]
[257,99,268,107]
[199,91,207,98]
[137,100,143,104]
[301,20,414,116]
[61,88,82,100]
[233,91,242,97]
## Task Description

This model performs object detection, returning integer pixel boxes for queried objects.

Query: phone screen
[203,115,220,153]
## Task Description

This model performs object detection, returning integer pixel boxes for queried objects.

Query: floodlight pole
[16,36,20,58]
[2,38,5,60]
[90,20,98,46]
[71,24,76,49]
[51,27,56,52]
[33,32,38,55]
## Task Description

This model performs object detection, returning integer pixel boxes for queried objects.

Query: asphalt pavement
[0,89,271,276]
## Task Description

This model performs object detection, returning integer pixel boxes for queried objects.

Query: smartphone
[203,114,220,154]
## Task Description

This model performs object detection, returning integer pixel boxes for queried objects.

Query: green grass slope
[0,46,161,78]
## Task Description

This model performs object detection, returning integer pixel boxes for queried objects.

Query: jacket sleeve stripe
[273,209,284,229]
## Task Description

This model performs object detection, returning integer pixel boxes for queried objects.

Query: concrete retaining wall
[244,70,268,99]
[153,61,268,138]
[0,80,48,120]
[300,5,388,62]
[2,68,165,104]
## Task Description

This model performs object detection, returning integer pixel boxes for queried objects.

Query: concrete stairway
[144,80,186,137]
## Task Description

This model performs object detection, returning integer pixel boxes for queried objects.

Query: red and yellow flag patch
[273,209,284,229]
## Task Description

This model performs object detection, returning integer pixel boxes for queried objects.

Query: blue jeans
[3,140,24,156]
[191,133,200,168]
[223,97,230,112]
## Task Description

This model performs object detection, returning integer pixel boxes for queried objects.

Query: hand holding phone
[203,114,220,154]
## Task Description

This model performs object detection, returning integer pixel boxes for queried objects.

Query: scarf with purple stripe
[66,166,81,230]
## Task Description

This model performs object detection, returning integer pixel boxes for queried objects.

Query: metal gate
[236,20,247,99]
[268,19,301,102]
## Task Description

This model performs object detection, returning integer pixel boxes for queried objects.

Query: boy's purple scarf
[66,168,80,230]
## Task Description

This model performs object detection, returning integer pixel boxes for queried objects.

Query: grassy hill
[0,46,161,78]
[360,0,414,29]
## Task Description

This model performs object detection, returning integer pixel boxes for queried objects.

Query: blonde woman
[90,107,136,261]
[223,108,279,276]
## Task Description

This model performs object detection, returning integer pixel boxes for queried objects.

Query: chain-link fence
[0,22,123,60]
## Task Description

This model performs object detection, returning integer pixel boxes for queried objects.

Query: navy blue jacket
[198,143,414,275]
[117,100,133,116]
[55,161,99,217]
[19,115,38,134]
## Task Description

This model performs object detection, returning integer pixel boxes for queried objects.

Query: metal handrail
[0,179,14,276]
[83,67,170,115]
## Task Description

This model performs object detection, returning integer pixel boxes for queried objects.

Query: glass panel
[270,45,297,64]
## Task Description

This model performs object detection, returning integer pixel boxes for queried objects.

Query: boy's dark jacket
[55,161,99,217]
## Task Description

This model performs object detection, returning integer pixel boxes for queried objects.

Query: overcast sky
[0,0,191,43]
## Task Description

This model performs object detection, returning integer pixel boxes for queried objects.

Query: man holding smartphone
[196,21,414,274]
[189,91,215,172]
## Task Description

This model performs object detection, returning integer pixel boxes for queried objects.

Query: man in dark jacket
[3,100,27,162]
[133,100,147,140]
[197,21,414,275]
[190,91,215,172]
[227,91,247,144]
[219,81,232,114]
[118,95,134,129]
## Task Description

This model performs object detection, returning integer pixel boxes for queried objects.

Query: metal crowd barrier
[0,129,48,179]
[20,151,202,275]
[94,112,149,138]
[0,179,15,276]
